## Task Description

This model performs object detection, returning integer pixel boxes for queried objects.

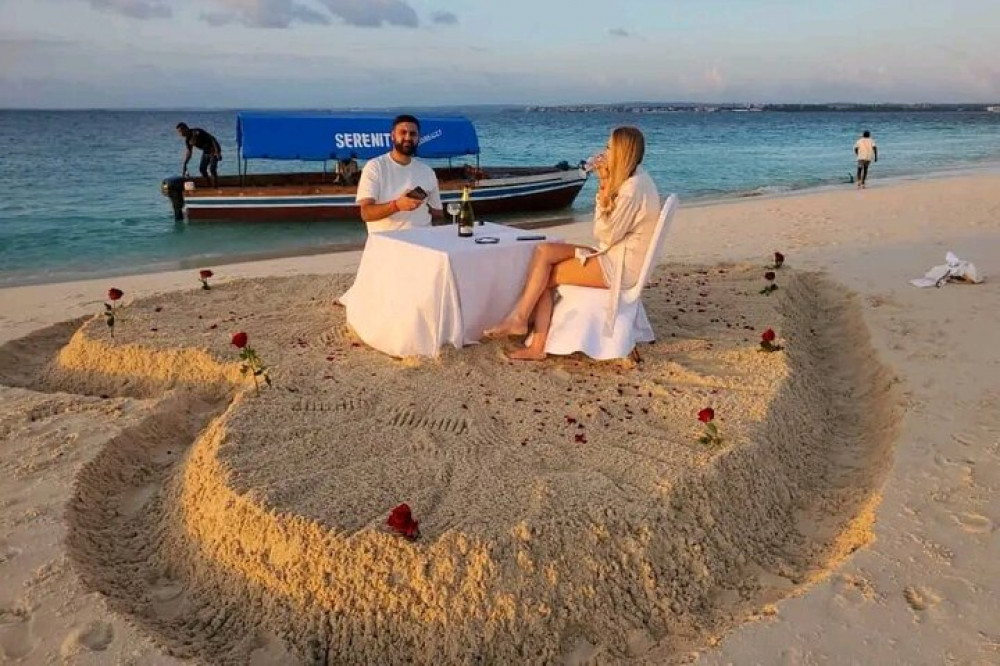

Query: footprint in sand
[149,580,185,602]
[903,585,941,612]
[60,620,114,656]
[149,580,188,620]
[953,512,994,534]
[291,397,368,413]
[318,325,354,346]
[562,637,604,666]
[388,407,470,435]
[625,628,656,657]
[118,482,158,518]
[0,541,21,565]
[0,607,36,660]
[248,633,297,666]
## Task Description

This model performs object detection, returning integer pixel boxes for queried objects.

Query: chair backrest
[624,194,679,300]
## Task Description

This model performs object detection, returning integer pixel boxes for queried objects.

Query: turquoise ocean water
[1,108,999,286]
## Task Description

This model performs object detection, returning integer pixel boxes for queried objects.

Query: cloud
[194,0,421,28]
[608,28,630,38]
[199,0,331,28]
[314,0,418,27]
[66,0,421,29]
[431,10,457,25]
[87,0,171,19]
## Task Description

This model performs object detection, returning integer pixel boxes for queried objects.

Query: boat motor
[160,176,185,221]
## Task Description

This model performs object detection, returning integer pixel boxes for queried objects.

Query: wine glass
[446,202,461,224]
[583,152,607,174]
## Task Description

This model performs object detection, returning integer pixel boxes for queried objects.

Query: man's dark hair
[176,122,189,131]
[863,130,871,138]
[392,114,420,130]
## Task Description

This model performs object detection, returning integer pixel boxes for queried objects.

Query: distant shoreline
[2,103,998,113]
[521,103,1000,114]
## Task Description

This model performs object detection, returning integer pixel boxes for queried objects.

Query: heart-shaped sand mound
[39,265,897,664]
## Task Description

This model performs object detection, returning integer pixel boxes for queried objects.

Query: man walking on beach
[854,130,878,188]
[356,114,442,233]
[177,122,222,188]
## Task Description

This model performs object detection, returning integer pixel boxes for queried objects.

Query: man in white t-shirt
[355,114,443,233]
[854,130,878,189]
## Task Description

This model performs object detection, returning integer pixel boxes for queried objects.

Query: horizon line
[2,101,999,112]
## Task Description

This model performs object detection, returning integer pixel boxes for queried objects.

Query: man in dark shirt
[176,122,222,187]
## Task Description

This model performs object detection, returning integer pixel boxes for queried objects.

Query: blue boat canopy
[236,113,480,161]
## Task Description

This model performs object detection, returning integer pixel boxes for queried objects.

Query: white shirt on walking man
[854,130,878,188]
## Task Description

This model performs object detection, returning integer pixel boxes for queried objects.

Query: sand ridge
[1,263,899,664]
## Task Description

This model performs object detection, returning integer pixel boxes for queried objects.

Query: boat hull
[166,168,588,222]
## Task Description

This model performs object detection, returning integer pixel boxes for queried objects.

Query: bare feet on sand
[506,347,547,361]
[483,317,528,339]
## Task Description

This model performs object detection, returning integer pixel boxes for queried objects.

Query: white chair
[542,194,678,360]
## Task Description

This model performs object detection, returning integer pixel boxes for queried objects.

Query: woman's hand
[595,160,610,188]
[596,171,611,212]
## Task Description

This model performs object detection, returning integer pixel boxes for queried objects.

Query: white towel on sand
[910,252,983,288]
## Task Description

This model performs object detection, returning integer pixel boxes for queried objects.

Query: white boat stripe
[186,181,585,208]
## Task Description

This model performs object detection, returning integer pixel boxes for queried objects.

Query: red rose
[386,503,420,539]
[764,271,776,281]
[774,252,785,267]
[762,328,776,343]
[108,288,124,301]
[231,332,248,348]
[200,269,214,279]
[698,407,715,423]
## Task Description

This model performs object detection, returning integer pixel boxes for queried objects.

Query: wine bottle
[458,185,475,237]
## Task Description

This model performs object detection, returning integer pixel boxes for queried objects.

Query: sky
[1,0,999,108]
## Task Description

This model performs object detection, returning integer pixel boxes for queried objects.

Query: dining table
[339,222,549,357]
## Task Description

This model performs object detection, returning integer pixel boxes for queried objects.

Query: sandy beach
[1,174,998,664]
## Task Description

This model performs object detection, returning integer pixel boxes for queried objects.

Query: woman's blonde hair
[597,126,645,215]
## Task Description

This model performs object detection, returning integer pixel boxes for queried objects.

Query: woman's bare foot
[506,346,547,361]
[483,316,529,339]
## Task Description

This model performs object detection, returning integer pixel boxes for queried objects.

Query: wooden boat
[162,113,588,222]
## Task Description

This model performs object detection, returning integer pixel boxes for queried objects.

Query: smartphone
[405,186,428,200]
[516,235,546,241]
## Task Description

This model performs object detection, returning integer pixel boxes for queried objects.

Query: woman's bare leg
[506,255,606,361]
[484,243,578,338]
[507,289,553,360]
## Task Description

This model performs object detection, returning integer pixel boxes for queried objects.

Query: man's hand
[395,195,423,212]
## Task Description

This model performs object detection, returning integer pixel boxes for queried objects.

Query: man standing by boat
[177,122,222,188]
[356,114,442,233]
[335,152,360,186]
[854,130,878,189]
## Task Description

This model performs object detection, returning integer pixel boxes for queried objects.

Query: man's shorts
[200,152,220,174]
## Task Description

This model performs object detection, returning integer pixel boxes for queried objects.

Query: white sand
[1,174,999,664]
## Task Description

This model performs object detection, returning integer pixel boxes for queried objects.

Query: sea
[2,108,999,287]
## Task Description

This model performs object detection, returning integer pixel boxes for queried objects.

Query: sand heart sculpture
[33,266,897,664]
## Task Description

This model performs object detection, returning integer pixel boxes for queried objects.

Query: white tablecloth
[339,222,545,357]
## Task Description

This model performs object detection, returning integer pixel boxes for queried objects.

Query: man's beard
[394,139,417,156]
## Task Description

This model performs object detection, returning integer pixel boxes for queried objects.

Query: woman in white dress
[485,126,661,360]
